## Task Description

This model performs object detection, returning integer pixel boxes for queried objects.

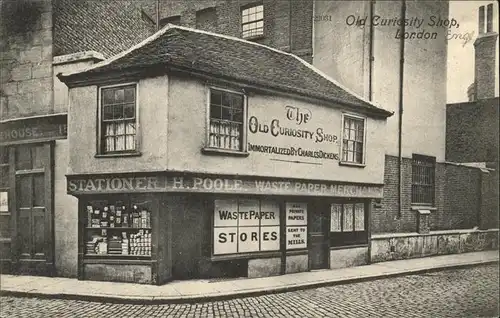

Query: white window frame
[340,113,367,165]
[205,86,248,154]
[97,82,140,156]
[241,3,264,39]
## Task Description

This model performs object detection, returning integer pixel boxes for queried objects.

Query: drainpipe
[289,0,293,53]
[156,0,160,31]
[368,0,374,101]
[397,0,406,218]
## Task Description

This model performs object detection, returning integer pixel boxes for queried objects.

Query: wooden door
[309,203,329,270]
[13,144,53,275]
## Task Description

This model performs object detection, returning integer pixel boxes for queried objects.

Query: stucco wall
[53,139,78,277]
[313,1,448,162]
[67,76,169,174]
[167,76,387,184]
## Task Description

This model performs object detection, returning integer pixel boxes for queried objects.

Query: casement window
[330,202,367,246]
[99,84,137,154]
[241,3,264,39]
[207,88,246,152]
[411,154,436,205]
[160,15,181,28]
[341,114,366,164]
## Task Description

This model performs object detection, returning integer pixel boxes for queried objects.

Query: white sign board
[286,226,307,249]
[0,192,7,212]
[285,202,307,226]
[213,199,280,255]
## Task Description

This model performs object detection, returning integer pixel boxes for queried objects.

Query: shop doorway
[13,144,54,275]
[309,204,329,270]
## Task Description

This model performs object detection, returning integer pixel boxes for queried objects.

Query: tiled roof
[53,0,155,58]
[59,25,392,118]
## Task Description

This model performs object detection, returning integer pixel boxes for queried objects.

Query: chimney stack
[473,4,498,100]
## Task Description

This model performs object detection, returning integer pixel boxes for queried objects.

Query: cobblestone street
[1,264,498,318]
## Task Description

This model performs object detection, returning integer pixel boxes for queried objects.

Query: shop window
[330,202,367,246]
[99,84,137,155]
[241,3,264,39]
[213,199,279,256]
[84,197,152,257]
[207,88,246,152]
[341,114,365,164]
[411,154,435,206]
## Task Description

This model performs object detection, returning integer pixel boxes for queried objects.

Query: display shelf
[85,227,152,230]
[84,254,151,259]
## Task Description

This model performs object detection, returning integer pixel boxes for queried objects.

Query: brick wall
[446,98,499,163]
[373,155,497,234]
[474,33,498,100]
[0,0,53,119]
[53,0,155,58]
[154,0,313,62]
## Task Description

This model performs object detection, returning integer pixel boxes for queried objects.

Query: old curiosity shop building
[57,24,393,285]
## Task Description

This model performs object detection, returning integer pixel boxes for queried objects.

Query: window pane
[230,94,243,109]
[114,89,125,103]
[102,89,114,105]
[330,204,342,232]
[242,15,249,23]
[355,151,363,163]
[343,204,353,231]
[221,106,231,120]
[124,87,135,103]
[222,92,231,106]
[256,21,263,28]
[256,11,263,20]
[103,105,113,120]
[211,90,222,105]
[124,103,135,119]
[354,203,365,231]
[125,122,136,135]
[210,105,221,119]
[113,105,124,119]
[233,108,243,123]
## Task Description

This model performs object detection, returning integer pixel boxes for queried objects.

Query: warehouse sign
[67,174,383,198]
[0,114,67,145]
[213,199,280,255]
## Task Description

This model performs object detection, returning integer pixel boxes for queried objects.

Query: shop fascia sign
[67,174,383,198]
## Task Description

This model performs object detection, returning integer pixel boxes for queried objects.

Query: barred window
[342,115,365,164]
[208,89,245,151]
[100,84,137,154]
[411,154,435,205]
[241,4,264,39]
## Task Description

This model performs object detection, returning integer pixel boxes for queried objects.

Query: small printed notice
[286,226,307,249]
[285,202,307,226]
[286,202,307,249]
[0,191,7,212]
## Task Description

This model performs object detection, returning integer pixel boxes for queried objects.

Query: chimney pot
[479,6,485,34]
[486,4,493,33]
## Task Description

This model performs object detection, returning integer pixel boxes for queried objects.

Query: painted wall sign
[213,199,280,255]
[67,174,383,198]
[286,202,307,250]
[0,114,67,145]
[247,105,340,161]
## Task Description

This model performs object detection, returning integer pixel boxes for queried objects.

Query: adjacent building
[0,0,154,276]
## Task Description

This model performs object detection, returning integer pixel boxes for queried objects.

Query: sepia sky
[447,1,499,103]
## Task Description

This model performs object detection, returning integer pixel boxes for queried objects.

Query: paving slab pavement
[1,250,498,304]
